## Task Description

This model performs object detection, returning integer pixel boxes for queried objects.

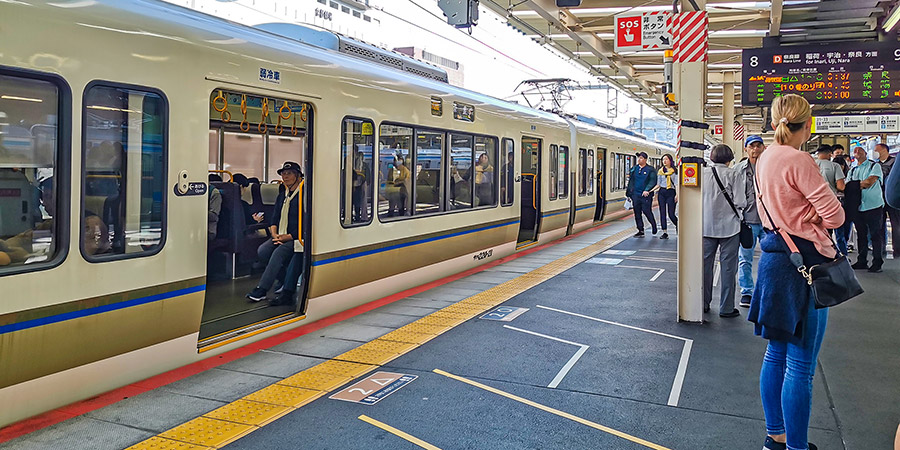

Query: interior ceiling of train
[482,0,895,131]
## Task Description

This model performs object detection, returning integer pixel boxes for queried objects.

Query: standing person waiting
[875,143,898,259]
[626,151,658,238]
[849,145,885,272]
[814,145,847,254]
[750,94,844,450]
[702,144,746,318]
[734,135,767,308]
[656,154,677,239]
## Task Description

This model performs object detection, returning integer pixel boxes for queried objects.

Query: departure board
[742,41,900,106]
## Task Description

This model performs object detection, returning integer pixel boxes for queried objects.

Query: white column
[723,71,735,151]
[676,1,707,323]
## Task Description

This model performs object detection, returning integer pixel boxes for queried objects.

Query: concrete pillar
[722,71,735,152]
[676,0,707,323]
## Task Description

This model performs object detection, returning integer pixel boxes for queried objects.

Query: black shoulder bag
[754,170,863,309]
[711,167,754,249]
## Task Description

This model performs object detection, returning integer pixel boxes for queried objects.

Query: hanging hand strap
[711,166,741,220]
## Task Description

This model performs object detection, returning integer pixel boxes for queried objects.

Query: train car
[0,0,672,427]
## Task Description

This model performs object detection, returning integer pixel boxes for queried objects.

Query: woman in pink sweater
[751,94,844,450]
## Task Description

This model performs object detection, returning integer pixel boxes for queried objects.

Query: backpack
[843,167,862,216]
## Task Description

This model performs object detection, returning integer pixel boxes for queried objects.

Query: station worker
[733,135,767,308]
[625,151,658,237]
[247,161,303,302]
[750,94,843,450]
[875,143,899,259]
[848,146,885,272]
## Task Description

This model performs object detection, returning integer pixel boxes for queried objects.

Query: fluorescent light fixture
[623,84,640,88]
[88,105,141,113]
[885,2,900,32]
[709,49,743,54]
[633,64,665,70]
[592,64,611,69]
[610,75,628,79]
[1,95,42,103]
[574,51,594,55]
[710,29,768,38]
[708,63,743,69]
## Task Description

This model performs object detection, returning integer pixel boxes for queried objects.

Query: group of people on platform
[625,94,900,450]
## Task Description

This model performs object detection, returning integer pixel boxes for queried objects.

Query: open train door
[594,148,606,221]
[517,136,541,246]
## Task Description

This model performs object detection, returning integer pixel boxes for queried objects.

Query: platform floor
[2,216,898,450]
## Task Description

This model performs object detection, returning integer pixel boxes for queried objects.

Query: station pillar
[722,72,735,151]
[675,1,707,323]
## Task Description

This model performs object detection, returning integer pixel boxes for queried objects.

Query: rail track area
[4,218,899,450]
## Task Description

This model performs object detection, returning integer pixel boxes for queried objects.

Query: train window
[378,124,413,219]
[587,149,594,195]
[82,83,166,261]
[473,136,497,207]
[223,132,264,179]
[500,138,514,206]
[268,136,304,182]
[448,133,473,210]
[0,72,68,275]
[340,117,374,227]
[415,130,443,214]
[558,145,569,199]
[549,144,558,200]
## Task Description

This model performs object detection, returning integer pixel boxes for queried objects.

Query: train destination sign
[742,41,900,106]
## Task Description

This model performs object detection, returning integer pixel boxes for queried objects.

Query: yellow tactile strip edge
[125,228,632,450]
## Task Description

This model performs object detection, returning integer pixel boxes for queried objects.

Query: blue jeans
[257,240,294,291]
[738,223,766,297]
[760,301,828,450]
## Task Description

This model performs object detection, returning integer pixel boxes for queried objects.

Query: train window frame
[558,145,569,199]
[340,116,374,228]
[548,144,558,201]
[80,80,168,263]
[471,135,498,209]
[587,149,594,195]
[0,67,72,277]
[500,138,515,207]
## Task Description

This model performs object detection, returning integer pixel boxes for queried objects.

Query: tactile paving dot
[159,417,255,448]
[307,360,377,378]
[336,347,397,365]
[278,371,352,391]
[203,399,292,426]
[361,339,418,355]
[428,311,472,320]
[243,384,323,408]
[399,322,451,335]
[415,315,464,327]
[124,437,213,450]
[378,329,436,345]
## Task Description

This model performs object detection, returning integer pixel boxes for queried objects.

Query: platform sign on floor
[330,372,417,405]
[586,257,623,265]
[480,306,529,322]
[603,250,636,256]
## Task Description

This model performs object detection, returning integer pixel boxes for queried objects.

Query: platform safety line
[534,305,694,408]
[124,228,635,450]
[503,325,589,389]
[358,415,442,450]
[433,369,672,450]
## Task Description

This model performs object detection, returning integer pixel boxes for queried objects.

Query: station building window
[82,83,167,260]
[500,138,514,206]
[341,117,374,227]
[0,71,68,275]
[558,145,568,199]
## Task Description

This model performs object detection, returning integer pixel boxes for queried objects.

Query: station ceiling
[482,0,895,133]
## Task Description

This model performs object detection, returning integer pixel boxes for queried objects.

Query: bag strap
[711,166,741,220]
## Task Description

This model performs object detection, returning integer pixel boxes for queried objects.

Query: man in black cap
[625,151,658,237]
[247,161,303,302]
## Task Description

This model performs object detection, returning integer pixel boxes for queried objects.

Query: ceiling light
[88,105,141,113]
[885,2,900,32]
[708,63,743,69]
[1,95,42,103]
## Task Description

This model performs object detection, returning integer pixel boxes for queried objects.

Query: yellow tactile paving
[278,371,353,391]
[307,360,377,378]
[203,399,293,427]
[336,347,398,365]
[243,384,324,408]
[127,226,632,450]
[124,436,214,450]
[158,417,255,448]
[361,339,419,355]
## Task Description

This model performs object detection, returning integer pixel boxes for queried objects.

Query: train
[0,0,672,427]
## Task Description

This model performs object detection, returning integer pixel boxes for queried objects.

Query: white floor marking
[614,265,666,282]
[713,262,720,287]
[503,325,590,389]
[626,256,678,263]
[535,305,694,407]
[639,249,678,254]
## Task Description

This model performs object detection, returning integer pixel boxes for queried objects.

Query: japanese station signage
[811,114,900,134]
[742,41,900,106]
[614,11,672,52]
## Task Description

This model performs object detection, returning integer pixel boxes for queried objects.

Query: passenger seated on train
[231,173,264,226]
[0,175,54,266]
[385,154,410,217]
[208,174,223,241]
[501,151,514,205]
[83,212,111,256]
[351,150,370,222]
[471,152,494,206]
[246,161,303,302]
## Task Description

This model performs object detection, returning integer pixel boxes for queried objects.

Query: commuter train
[0,0,672,427]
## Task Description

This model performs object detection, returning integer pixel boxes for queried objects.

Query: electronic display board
[742,41,900,106]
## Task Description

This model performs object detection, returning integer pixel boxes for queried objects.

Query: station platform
[2,217,898,450]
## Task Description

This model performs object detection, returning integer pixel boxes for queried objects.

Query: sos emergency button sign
[615,11,673,53]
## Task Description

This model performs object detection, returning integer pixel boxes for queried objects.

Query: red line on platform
[0,211,632,443]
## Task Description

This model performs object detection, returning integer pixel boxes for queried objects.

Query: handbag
[710,167,753,248]
[624,196,633,210]
[754,171,863,309]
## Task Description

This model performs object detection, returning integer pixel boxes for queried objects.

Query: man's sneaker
[246,287,267,302]
[868,265,883,273]
[851,261,869,270]
[651,228,658,235]
[762,436,785,450]
[719,309,741,318]
[739,295,751,308]
[660,232,669,240]
[274,285,284,295]
[634,231,645,238]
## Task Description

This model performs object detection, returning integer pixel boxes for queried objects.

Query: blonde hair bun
[771,94,811,145]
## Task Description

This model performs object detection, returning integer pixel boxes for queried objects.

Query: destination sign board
[742,41,900,106]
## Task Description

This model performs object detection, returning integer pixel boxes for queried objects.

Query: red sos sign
[615,15,642,49]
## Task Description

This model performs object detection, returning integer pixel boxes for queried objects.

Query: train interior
[517,136,541,245]
[201,89,311,344]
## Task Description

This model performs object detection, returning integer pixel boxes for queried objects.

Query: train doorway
[594,148,606,222]
[517,136,541,246]
[200,89,312,346]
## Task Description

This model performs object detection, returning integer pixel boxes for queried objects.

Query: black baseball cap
[276,161,302,175]
[815,145,833,154]
[635,151,648,158]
